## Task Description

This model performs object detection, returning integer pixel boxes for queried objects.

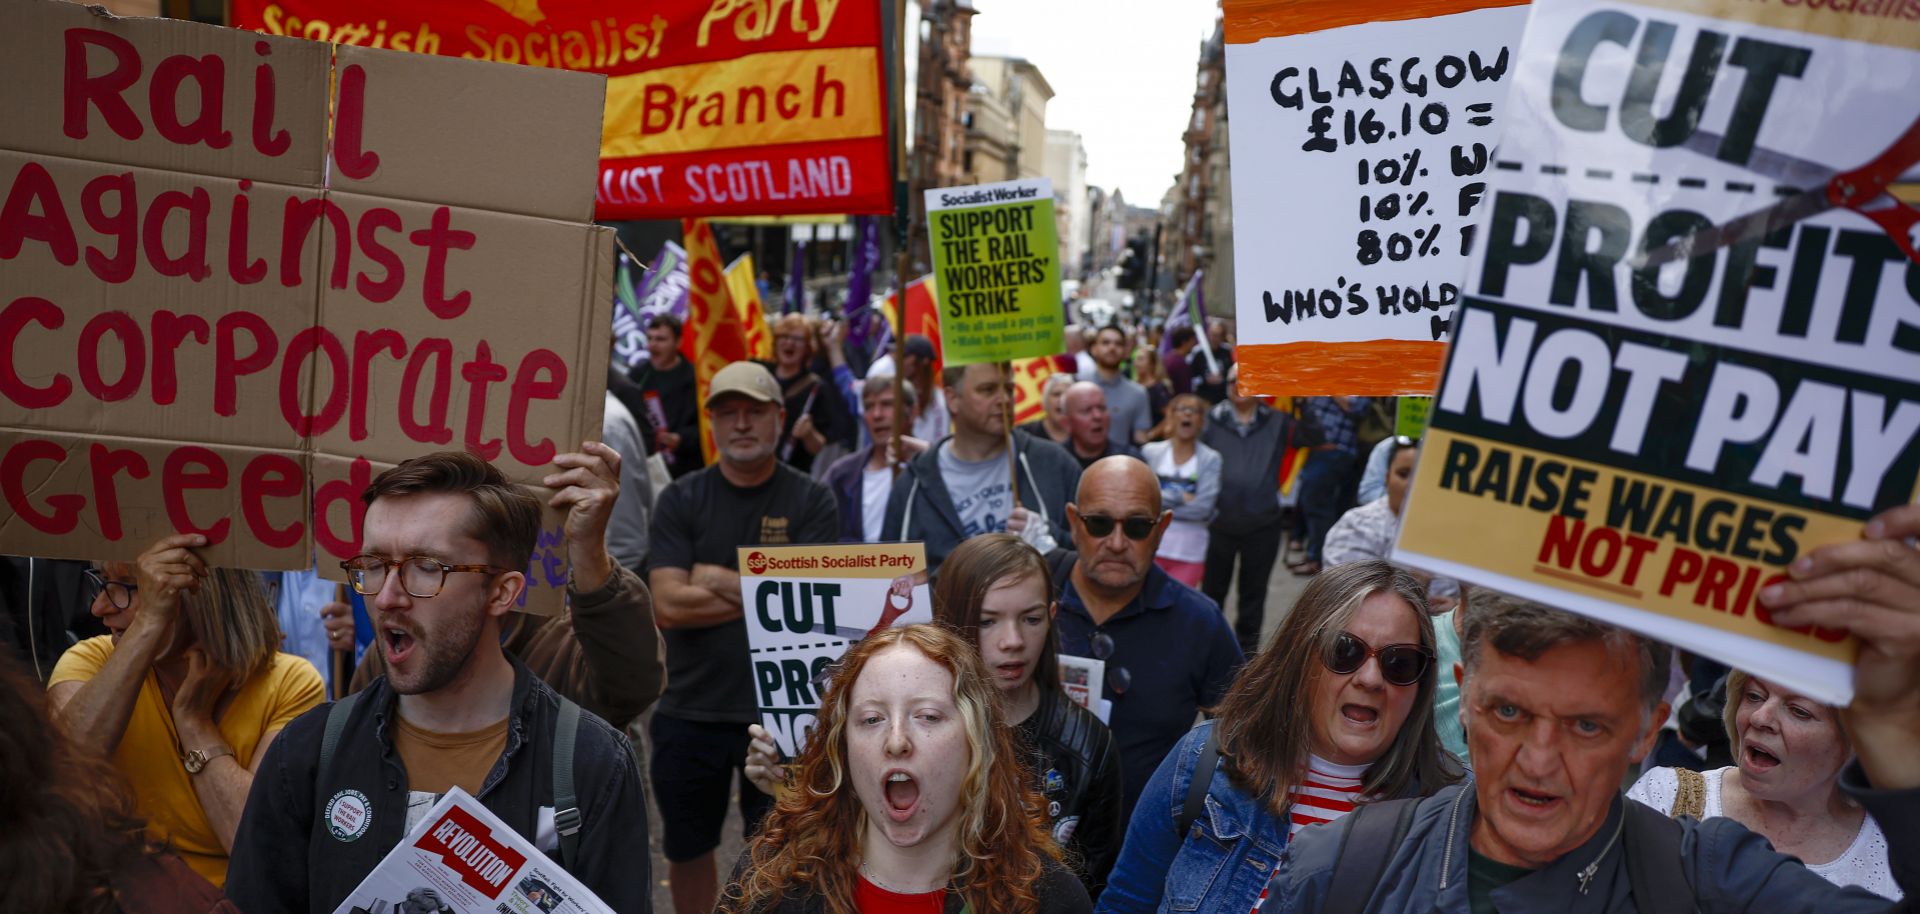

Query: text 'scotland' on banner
[1222,0,1529,395]
[924,179,1067,367]
[739,543,931,758]
[0,2,613,613]
[232,0,892,220]
[1394,0,1920,704]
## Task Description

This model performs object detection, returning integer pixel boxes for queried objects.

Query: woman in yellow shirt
[48,533,325,887]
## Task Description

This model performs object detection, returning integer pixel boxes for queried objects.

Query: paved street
[637,543,1314,913]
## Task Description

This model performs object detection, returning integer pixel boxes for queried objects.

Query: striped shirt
[1285,754,1371,838]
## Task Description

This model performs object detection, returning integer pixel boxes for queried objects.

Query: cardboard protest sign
[1223,0,1529,395]
[924,179,1066,366]
[0,2,612,612]
[1395,0,1920,704]
[232,0,892,221]
[739,543,931,757]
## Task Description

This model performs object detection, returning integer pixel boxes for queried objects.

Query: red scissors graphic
[1638,116,1920,268]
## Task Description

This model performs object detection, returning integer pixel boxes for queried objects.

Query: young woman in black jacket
[931,533,1125,897]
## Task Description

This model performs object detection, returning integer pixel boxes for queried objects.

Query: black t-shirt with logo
[647,462,838,722]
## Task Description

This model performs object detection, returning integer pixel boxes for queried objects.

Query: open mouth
[1340,703,1380,725]
[1744,743,1782,771]
[883,772,920,821]
[995,661,1027,681]
[1509,786,1561,810]
[383,625,417,665]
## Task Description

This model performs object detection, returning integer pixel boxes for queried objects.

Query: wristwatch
[183,744,235,774]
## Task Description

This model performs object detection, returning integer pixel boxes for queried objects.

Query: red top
[855,876,947,914]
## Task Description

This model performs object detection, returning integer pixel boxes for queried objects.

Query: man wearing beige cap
[645,361,838,914]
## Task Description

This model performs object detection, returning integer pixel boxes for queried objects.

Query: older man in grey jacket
[1265,503,1920,914]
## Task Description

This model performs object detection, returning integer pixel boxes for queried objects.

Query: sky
[964,0,1222,207]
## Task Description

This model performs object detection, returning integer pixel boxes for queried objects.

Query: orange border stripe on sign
[1238,340,1446,396]
[1223,0,1530,44]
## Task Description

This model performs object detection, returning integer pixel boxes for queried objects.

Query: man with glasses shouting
[1052,456,1242,822]
[226,450,650,914]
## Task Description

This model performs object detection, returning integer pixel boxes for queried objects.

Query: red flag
[884,275,943,376]
[681,218,750,463]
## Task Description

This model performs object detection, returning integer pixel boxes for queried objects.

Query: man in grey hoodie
[1199,366,1308,651]
[880,362,1082,575]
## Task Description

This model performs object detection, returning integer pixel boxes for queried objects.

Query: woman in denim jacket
[1096,561,1464,914]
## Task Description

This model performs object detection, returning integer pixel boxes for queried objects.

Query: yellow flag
[725,253,773,360]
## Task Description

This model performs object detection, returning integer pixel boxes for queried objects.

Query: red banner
[231,0,892,220]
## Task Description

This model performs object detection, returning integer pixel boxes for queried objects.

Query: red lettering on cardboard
[409,206,475,319]
[151,310,210,405]
[142,187,213,280]
[3,439,83,534]
[79,310,145,401]
[63,28,144,142]
[163,445,231,543]
[215,311,277,415]
[1,161,80,266]
[88,443,150,541]
[250,42,291,157]
[312,455,372,559]
[400,338,455,445]
[354,206,403,302]
[332,63,380,180]
[241,452,303,548]
[281,325,347,436]
[350,329,405,441]
[1,297,73,408]
[460,341,507,459]
[507,348,565,465]
[150,52,233,149]
[81,170,138,283]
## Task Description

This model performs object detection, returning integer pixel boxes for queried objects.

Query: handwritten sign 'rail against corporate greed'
[1223,0,1528,395]
[925,179,1066,366]
[0,2,613,610]
[1397,0,1920,704]
[740,543,931,757]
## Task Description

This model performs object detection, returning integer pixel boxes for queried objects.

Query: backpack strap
[1175,724,1222,839]
[1323,797,1421,914]
[553,697,583,869]
[318,690,360,788]
[1624,798,1697,914]
[1669,768,1706,820]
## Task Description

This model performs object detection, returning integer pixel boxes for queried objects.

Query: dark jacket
[629,357,703,476]
[823,445,880,543]
[225,658,650,914]
[1023,688,1127,899]
[350,564,663,731]
[880,430,1082,573]
[1269,763,1919,914]
[1200,401,1306,535]
[744,859,1093,914]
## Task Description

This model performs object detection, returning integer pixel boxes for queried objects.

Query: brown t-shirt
[394,713,508,797]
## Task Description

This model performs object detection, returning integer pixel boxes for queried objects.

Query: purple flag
[1162,271,1220,375]
[844,215,882,354]
[785,238,808,314]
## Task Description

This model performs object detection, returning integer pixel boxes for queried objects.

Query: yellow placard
[602,47,883,157]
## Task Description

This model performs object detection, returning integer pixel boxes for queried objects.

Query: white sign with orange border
[738,543,932,757]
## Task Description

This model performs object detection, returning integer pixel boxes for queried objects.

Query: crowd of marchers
[1,315,1915,914]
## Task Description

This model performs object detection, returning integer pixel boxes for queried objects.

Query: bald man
[1063,381,1137,470]
[1051,457,1241,818]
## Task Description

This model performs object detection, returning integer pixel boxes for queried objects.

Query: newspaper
[1056,654,1110,724]
[331,788,611,914]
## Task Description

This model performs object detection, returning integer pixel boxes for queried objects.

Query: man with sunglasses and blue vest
[1052,456,1243,822]
[226,449,650,914]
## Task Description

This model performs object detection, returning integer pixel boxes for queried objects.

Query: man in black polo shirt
[646,361,837,914]
[1052,456,1241,820]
